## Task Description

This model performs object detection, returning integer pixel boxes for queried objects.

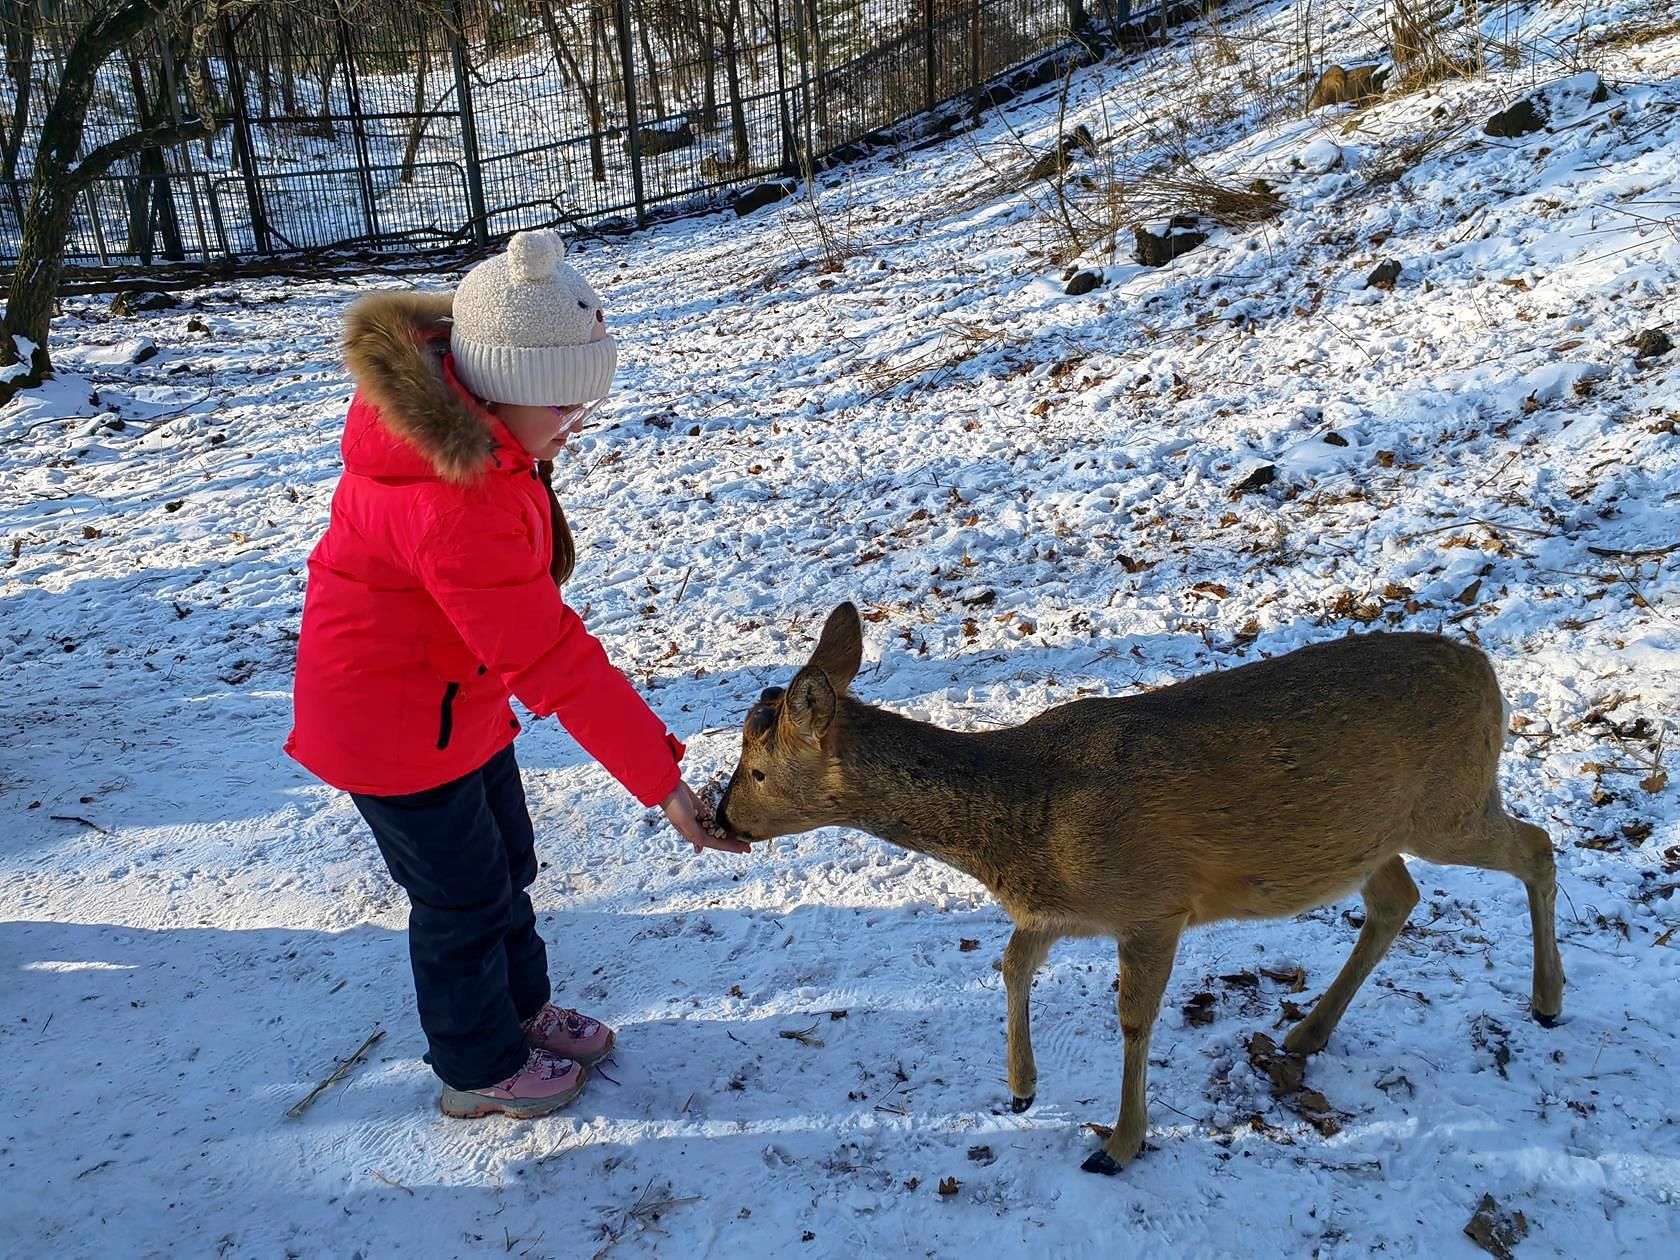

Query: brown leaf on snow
[1642,770,1669,794]
[1260,964,1308,992]
[1182,991,1217,1026]
[937,1177,961,1197]
[959,938,980,952]
[1464,1194,1529,1260]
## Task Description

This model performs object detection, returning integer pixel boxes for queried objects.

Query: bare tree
[1,2,37,184]
[537,3,608,183]
[1,0,248,400]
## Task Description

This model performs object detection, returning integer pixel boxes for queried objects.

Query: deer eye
[752,770,766,782]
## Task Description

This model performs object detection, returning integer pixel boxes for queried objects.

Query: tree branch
[62,0,240,196]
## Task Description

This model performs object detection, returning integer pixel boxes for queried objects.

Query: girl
[287,230,748,1119]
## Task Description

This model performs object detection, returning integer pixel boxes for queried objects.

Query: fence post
[922,0,936,115]
[219,14,270,254]
[615,0,646,228]
[448,3,488,245]
[337,19,384,245]
[969,0,982,119]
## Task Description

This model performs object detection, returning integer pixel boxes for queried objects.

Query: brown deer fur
[1307,64,1390,110]
[716,603,1565,1175]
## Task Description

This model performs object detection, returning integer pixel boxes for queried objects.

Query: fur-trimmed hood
[342,290,499,482]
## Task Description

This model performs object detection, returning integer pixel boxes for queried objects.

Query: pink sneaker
[439,1048,585,1119]
[523,1003,616,1065]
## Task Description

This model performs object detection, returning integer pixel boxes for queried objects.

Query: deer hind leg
[1002,927,1055,1112]
[1083,918,1183,1176]
[1409,794,1565,1025]
[1285,856,1419,1057]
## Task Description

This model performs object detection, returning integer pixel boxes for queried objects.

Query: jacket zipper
[436,681,460,751]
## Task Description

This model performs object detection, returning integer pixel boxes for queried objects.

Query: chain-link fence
[2,0,1159,275]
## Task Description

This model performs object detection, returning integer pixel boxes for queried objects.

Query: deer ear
[806,601,863,694]
[783,666,837,740]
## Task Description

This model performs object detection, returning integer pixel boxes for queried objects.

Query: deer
[714,603,1565,1175]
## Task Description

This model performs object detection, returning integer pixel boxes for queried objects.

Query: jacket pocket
[436,681,461,751]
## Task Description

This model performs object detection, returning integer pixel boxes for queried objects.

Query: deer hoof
[1010,1094,1035,1113]
[1533,1010,1561,1028]
[1080,1150,1122,1176]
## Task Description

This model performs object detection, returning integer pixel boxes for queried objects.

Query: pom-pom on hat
[449,229,617,406]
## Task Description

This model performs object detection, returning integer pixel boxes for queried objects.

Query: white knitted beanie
[449,230,618,406]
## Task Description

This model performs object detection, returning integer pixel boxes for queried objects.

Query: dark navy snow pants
[352,744,549,1090]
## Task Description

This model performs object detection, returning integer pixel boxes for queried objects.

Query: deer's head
[716,602,862,843]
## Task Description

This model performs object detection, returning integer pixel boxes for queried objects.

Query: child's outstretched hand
[661,781,750,855]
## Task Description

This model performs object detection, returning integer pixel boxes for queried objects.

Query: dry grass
[1139,168,1285,227]
[862,320,1020,400]
[1359,114,1474,189]
[1389,0,1486,90]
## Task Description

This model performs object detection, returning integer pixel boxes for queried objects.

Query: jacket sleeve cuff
[634,747,685,809]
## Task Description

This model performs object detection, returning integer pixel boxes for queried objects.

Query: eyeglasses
[550,397,605,433]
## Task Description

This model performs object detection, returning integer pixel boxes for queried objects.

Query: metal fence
[1,0,1161,275]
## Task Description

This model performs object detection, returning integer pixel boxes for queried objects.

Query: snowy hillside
[3,2,1678,1256]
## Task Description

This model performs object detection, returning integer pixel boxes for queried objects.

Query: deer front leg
[1084,920,1184,1176]
[1002,927,1055,1112]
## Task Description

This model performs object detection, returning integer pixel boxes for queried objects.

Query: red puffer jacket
[285,291,683,805]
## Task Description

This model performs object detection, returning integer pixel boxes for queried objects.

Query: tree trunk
[3,180,76,383]
[803,0,827,131]
[634,2,666,120]
[1,2,35,184]
[315,49,338,139]
[277,15,297,114]
[400,51,429,183]
[722,0,748,168]
[2,0,218,398]
[539,4,606,184]
[697,6,717,132]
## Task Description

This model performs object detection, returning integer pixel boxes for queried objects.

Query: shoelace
[501,1048,574,1087]
[527,1004,597,1041]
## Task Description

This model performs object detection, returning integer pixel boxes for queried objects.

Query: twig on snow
[779,1020,825,1048]
[286,1028,385,1118]
[368,1168,414,1195]
[49,814,108,834]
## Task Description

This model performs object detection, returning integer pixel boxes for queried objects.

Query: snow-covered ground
[4,2,1679,1256]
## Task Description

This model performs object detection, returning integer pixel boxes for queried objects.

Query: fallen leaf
[959,939,980,952]
[1642,769,1669,794]
[164,499,185,513]
[1182,991,1217,1026]
[1294,1089,1332,1114]
[1455,578,1483,606]
[966,1145,995,1165]
[1464,1193,1529,1260]
[81,526,104,540]
[1190,582,1231,599]
[728,985,745,999]
[1260,964,1308,992]
[937,1177,961,1197]
[904,1177,920,1191]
